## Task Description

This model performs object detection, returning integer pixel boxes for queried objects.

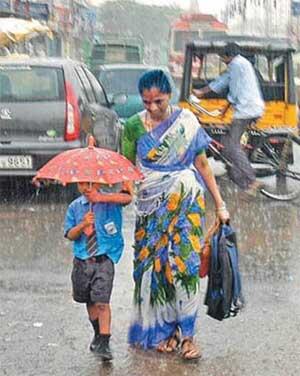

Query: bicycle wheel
[252,134,300,201]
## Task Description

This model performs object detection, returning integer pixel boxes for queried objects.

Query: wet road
[1,178,300,376]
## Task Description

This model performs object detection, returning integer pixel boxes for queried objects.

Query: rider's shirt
[209,54,265,120]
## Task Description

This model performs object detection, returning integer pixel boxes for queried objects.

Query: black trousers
[220,118,256,190]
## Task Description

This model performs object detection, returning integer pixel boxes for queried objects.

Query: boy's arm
[85,182,133,205]
[66,222,87,241]
[66,211,94,241]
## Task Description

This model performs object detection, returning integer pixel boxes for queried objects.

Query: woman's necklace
[144,105,172,132]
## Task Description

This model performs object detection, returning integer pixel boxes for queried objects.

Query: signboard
[292,1,300,16]
[27,2,49,21]
[14,1,50,21]
[0,0,10,12]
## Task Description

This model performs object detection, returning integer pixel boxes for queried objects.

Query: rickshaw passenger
[193,42,265,197]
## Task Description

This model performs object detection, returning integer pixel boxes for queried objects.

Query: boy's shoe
[90,334,100,352]
[94,334,113,361]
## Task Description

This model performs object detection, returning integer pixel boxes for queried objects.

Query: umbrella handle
[89,181,93,211]
[88,135,96,148]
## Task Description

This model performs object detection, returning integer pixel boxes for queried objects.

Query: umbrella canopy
[33,136,143,186]
[0,18,52,47]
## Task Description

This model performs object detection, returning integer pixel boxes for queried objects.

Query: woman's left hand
[85,190,102,203]
[216,202,230,224]
[217,208,230,224]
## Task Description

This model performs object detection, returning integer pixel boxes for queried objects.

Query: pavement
[1,179,300,376]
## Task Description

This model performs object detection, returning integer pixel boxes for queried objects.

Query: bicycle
[188,95,300,201]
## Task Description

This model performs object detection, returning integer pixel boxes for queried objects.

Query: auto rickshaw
[179,36,300,201]
[180,35,298,133]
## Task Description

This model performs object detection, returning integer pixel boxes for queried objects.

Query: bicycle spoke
[281,169,300,181]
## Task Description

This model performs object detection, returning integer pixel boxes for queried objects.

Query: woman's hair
[138,69,172,95]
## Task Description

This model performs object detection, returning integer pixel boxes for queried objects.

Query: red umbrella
[33,136,143,186]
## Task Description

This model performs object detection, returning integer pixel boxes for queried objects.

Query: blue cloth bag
[204,223,245,321]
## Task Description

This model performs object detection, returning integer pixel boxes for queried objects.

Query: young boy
[64,181,132,361]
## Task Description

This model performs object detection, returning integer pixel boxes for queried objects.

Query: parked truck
[89,34,144,72]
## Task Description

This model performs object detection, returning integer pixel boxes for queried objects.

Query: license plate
[0,155,33,169]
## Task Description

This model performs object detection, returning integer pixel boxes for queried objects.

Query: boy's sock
[90,318,99,335]
[89,319,100,352]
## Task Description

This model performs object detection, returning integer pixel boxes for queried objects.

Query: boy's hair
[138,69,172,95]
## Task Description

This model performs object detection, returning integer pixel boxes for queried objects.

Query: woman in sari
[122,70,229,360]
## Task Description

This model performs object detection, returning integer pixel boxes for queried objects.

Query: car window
[0,66,64,102]
[83,68,108,106]
[99,68,146,95]
[74,66,96,103]
[92,45,141,64]
[72,67,88,103]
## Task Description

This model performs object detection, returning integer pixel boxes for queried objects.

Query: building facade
[223,0,291,38]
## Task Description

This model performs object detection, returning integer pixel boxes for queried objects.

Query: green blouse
[121,114,146,164]
[121,111,205,164]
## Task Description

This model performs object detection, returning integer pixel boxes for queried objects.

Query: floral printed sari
[122,108,212,349]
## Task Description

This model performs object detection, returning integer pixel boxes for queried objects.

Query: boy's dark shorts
[71,255,115,304]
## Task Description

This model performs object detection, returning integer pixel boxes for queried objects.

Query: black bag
[204,223,244,321]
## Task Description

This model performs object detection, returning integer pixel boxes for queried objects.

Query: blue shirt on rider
[209,54,265,120]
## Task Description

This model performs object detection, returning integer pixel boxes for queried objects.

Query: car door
[75,65,120,151]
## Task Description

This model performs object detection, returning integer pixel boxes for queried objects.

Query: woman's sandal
[157,328,181,353]
[181,338,202,360]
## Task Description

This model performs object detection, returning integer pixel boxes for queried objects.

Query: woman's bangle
[216,202,227,213]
